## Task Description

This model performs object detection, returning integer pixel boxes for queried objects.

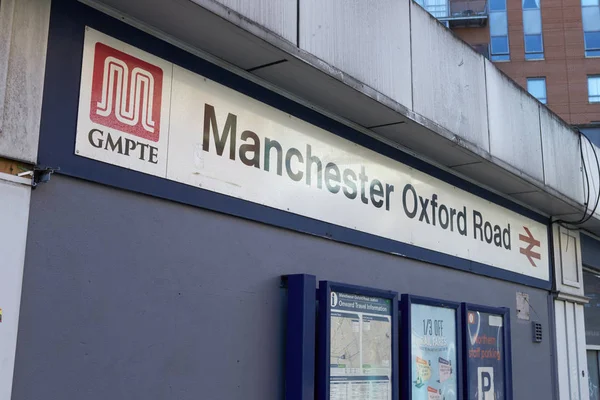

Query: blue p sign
[477,367,495,400]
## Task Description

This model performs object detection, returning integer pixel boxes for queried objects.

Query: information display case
[462,304,512,400]
[318,281,399,400]
[284,276,512,400]
[401,295,462,400]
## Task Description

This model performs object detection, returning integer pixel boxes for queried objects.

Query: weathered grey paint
[13,175,554,399]
[193,0,297,44]
[410,2,489,152]
[0,0,51,163]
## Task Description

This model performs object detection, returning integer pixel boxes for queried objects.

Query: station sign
[75,28,550,281]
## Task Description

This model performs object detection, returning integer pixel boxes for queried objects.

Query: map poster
[411,304,457,400]
[466,310,505,400]
[329,291,392,400]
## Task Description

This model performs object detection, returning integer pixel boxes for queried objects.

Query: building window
[490,0,510,61]
[584,270,600,399]
[418,0,449,18]
[590,76,600,103]
[583,0,600,57]
[527,77,547,103]
[523,0,544,59]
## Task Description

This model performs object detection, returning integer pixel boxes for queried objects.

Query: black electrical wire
[555,133,591,226]
[575,133,600,225]
[556,130,600,227]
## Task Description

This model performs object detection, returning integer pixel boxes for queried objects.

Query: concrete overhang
[80,0,600,235]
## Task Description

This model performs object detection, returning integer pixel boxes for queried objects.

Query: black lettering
[124,138,136,156]
[493,225,502,247]
[343,169,358,199]
[149,146,158,164]
[239,130,261,168]
[138,142,149,160]
[88,129,104,148]
[264,138,283,175]
[105,133,123,154]
[419,197,430,224]
[503,224,512,250]
[324,163,341,194]
[203,103,236,160]
[370,179,384,208]
[473,210,483,240]
[359,166,369,204]
[484,221,493,243]
[306,145,322,189]
[285,148,304,181]
[449,207,457,231]
[403,184,418,218]
[439,204,449,229]
[431,194,438,225]
[385,184,394,211]
[481,372,492,393]
[458,206,468,236]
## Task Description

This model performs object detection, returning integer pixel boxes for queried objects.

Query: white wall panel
[556,299,590,400]
[411,3,489,151]
[576,304,590,400]
[566,302,583,400]
[299,0,412,110]
[485,60,544,182]
[556,300,571,400]
[0,175,31,400]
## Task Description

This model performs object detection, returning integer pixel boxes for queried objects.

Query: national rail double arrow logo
[519,226,541,267]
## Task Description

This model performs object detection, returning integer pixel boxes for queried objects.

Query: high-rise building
[418,0,600,140]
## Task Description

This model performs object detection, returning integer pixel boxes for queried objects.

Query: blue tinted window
[523,0,540,8]
[525,53,545,60]
[525,34,544,52]
[491,54,511,61]
[491,36,510,54]
[587,49,600,56]
[586,31,600,50]
[490,0,507,11]
[527,78,547,103]
[590,76,600,102]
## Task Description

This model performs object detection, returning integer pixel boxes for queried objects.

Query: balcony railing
[421,0,488,28]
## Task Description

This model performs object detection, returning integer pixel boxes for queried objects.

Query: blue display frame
[317,281,399,400]
[400,294,463,400]
[461,303,513,400]
[39,0,553,290]
[284,274,317,400]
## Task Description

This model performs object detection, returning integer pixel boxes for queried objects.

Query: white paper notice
[330,292,392,400]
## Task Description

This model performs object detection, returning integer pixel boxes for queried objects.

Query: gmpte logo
[90,42,163,142]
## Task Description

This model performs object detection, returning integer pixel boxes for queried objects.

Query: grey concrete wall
[13,176,554,399]
[0,0,51,163]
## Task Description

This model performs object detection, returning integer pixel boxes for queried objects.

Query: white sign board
[0,175,31,400]
[75,28,550,281]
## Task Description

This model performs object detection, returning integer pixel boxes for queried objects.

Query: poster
[411,304,457,400]
[330,291,392,400]
[466,310,505,400]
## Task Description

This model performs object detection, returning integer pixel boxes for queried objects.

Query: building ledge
[80,0,600,234]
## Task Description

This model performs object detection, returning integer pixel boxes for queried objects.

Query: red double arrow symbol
[519,226,541,267]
